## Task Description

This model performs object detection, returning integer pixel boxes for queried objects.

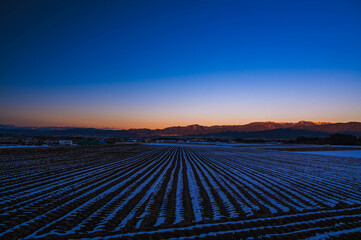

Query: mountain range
[1,121,361,139]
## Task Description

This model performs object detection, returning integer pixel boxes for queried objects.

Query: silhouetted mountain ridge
[151,121,359,136]
[0,121,360,138]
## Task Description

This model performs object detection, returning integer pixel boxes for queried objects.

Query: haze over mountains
[1,121,361,139]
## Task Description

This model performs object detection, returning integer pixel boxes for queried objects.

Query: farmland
[1,144,361,239]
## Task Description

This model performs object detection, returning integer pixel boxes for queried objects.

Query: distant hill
[1,121,360,139]
[199,128,328,139]
[151,121,336,136]
[150,121,361,137]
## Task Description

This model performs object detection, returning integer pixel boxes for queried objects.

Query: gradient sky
[1,0,361,129]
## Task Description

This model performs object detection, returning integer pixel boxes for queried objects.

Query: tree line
[293,133,361,146]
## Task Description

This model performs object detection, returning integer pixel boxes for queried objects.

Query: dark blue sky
[1,0,361,128]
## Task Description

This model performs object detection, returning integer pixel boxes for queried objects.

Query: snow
[4,144,361,239]
[184,151,204,222]
[203,153,280,214]
[94,150,171,232]
[73,209,361,240]
[0,145,43,148]
[296,150,361,158]
[5,147,167,238]
[154,153,177,227]
[173,155,185,224]
[187,150,238,218]
[306,225,361,239]
[118,155,173,230]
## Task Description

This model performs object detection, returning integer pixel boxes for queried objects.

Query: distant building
[59,140,72,145]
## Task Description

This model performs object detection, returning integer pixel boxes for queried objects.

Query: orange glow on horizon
[2,110,359,131]
[1,72,361,130]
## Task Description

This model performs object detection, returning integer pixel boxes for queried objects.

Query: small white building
[59,140,72,145]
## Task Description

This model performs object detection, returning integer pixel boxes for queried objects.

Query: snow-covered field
[1,144,361,239]
[0,145,42,149]
[296,150,361,158]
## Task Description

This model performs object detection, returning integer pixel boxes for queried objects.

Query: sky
[1,0,361,129]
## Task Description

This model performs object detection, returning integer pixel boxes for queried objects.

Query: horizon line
[2,120,361,131]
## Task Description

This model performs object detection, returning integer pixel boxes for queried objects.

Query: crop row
[1,144,360,239]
